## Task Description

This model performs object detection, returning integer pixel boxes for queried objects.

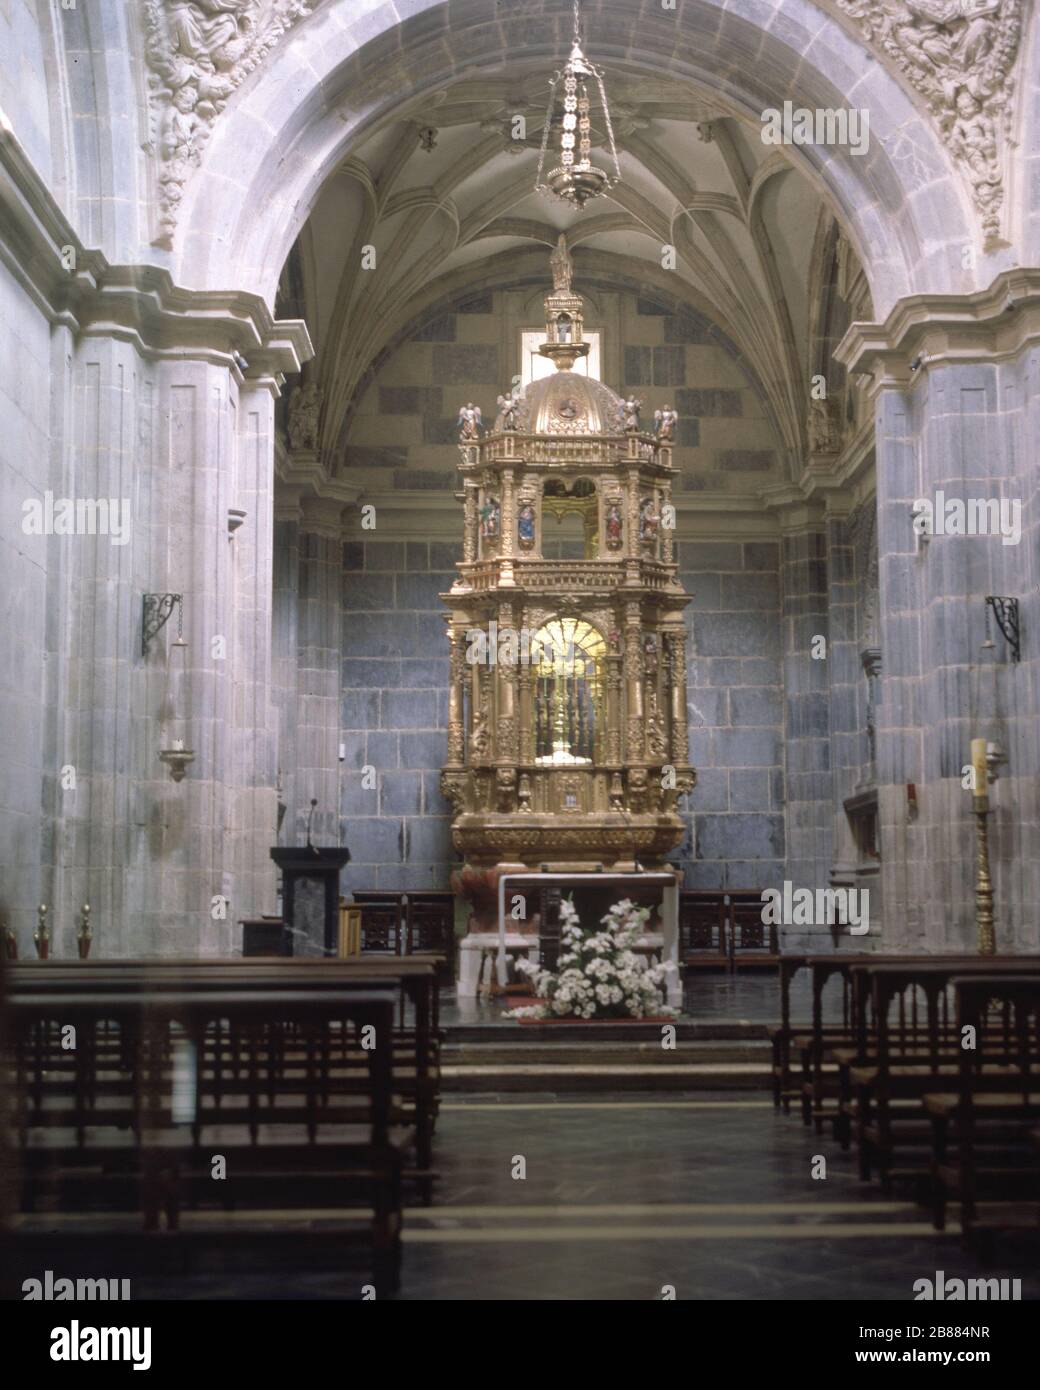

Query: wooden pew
[7,957,442,1203]
[924,974,1040,1240]
[847,959,1040,1193]
[794,955,1040,1141]
[5,985,406,1291]
[798,953,877,1131]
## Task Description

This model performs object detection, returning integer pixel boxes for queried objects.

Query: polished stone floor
[119,1093,1035,1301]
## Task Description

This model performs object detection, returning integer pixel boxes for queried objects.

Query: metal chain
[535,73,559,188]
[594,68,621,184]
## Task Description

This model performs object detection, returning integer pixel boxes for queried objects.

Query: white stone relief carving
[807,395,844,455]
[287,382,321,451]
[143,0,313,247]
[836,0,1022,243]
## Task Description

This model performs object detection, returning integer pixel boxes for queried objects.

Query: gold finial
[77,903,93,960]
[34,903,50,959]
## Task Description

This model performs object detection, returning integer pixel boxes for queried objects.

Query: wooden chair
[402,895,455,983]
[353,895,403,955]
[679,892,729,973]
[728,896,780,971]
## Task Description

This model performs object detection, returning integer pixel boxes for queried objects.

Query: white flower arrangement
[506,896,678,1021]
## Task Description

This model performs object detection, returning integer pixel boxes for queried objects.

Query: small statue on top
[496,393,519,431]
[550,233,573,293]
[457,402,483,442]
[654,405,679,441]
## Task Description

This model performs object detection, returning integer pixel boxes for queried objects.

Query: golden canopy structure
[441,244,695,881]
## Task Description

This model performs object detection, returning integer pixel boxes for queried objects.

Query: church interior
[1,0,1040,1325]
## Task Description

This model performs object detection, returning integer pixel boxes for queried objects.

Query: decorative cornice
[834,0,1023,246]
[298,493,348,538]
[275,446,364,508]
[0,120,311,374]
[835,267,1040,391]
[142,0,315,248]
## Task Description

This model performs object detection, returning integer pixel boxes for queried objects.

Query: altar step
[440,1039,772,1092]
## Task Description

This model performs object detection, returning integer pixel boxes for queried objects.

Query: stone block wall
[678,539,786,889]
[338,537,458,891]
[342,285,780,497]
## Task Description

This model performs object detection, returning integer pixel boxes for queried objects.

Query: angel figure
[623,396,643,431]
[457,402,483,442]
[654,406,679,441]
[496,393,519,431]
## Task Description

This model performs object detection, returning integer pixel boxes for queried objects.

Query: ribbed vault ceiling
[284,59,860,470]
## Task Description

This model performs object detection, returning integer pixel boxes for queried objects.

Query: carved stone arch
[172,0,979,315]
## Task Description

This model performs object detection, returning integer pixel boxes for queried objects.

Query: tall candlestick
[970,737,987,795]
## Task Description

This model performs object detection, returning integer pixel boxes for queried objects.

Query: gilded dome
[499,371,626,437]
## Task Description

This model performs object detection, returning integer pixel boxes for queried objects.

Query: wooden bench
[8,956,442,1203]
[5,985,406,1291]
[845,959,1040,1193]
[924,974,1040,1240]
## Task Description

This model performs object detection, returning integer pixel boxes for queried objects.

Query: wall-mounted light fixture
[143,592,183,656]
[159,740,195,783]
[985,595,1020,663]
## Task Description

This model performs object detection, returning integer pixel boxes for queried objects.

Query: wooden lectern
[269,845,351,956]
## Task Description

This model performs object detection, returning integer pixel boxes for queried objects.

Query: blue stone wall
[339,537,458,891]
[679,539,786,890]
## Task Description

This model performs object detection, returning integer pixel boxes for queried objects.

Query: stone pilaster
[271,495,300,848]
[230,375,281,919]
[839,270,1040,952]
[45,273,309,956]
[778,512,833,921]
[296,497,345,851]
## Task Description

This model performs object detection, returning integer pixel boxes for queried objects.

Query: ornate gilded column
[517,664,534,764]
[499,467,515,587]
[660,480,674,566]
[446,625,466,765]
[496,599,518,764]
[605,636,623,764]
[666,631,690,766]
[462,482,478,563]
[624,602,645,761]
[625,465,640,574]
